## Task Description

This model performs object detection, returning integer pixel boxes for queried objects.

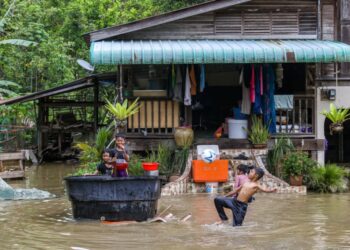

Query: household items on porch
[227,119,248,139]
[274,95,294,110]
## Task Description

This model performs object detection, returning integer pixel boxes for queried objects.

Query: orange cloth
[189,65,197,96]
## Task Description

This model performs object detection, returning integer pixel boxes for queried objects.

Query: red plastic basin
[142,162,159,171]
[115,162,128,171]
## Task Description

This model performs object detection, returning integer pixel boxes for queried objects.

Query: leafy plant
[75,127,112,165]
[321,103,350,125]
[128,154,144,176]
[105,98,141,121]
[267,137,295,177]
[72,161,99,176]
[306,164,347,193]
[245,115,270,144]
[283,151,317,178]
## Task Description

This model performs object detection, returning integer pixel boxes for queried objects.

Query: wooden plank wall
[120,0,317,40]
[321,0,336,77]
[340,0,350,76]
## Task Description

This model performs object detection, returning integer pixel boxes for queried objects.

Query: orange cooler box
[192,160,228,182]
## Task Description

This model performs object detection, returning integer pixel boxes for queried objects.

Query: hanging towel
[189,65,197,96]
[241,82,251,115]
[200,64,205,92]
[250,65,255,103]
[173,66,183,102]
[274,95,294,110]
[184,66,192,106]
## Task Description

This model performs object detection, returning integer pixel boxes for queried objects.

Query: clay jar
[174,127,194,148]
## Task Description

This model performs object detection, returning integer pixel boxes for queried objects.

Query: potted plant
[283,151,317,186]
[321,103,350,134]
[245,115,270,148]
[105,98,141,133]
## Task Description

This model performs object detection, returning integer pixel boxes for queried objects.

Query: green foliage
[267,137,295,177]
[321,103,350,125]
[283,152,317,178]
[144,145,189,178]
[75,127,112,165]
[127,154,144,176]
[245,115,270,144]
[72,161,98,176]
[306,164,347,193]
[105,98,140,121]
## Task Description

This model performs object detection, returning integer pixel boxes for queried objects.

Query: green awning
[90,40,350,65]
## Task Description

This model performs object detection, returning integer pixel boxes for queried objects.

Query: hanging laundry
[243,64,251,88]
[240,67,251,115]
[253,66,262,114]
[262,64,276,133]
[171,64,176,88]
[184,66,192,106]
[200,64,206,92]
[189,65,197,96]
[173,66,183,102]
[259,65,263,96]
[250,64,255,103]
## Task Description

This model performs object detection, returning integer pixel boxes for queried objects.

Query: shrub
[283,152,317,179]
[267,137,294,177]
[128,154,144,176]
[306,164,347,193]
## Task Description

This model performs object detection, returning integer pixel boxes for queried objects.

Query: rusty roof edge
[83,0,251,45]
[0,72,118,106]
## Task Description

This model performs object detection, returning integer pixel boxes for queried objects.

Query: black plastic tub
[65,176,161,221]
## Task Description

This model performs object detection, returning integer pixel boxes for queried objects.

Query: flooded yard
[1,163,350,249]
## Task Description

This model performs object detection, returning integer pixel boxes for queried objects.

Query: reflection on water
[0,163,350,249]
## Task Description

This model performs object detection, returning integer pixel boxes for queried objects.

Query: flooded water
[0,163,350,249]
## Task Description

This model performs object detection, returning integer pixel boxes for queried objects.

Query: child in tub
[111,134,130,177]
[214,167,277,226]
[88,149,114,176]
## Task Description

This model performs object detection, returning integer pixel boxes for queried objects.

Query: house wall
[316,86,350,164]
[118,0,317,40]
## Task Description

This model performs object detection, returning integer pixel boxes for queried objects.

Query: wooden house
[2,0,350,165]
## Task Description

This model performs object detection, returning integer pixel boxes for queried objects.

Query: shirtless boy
[214,167,277,226]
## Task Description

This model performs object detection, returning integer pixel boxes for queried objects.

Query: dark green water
[0,163,349,249]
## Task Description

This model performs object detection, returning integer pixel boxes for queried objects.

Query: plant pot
[65,176,161,221]
[252,143,267,149]
[169,174,181,182]
[290,175,303,186]
[174,127,194,148]
[330,123,343,134]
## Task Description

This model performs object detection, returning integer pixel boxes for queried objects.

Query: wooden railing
[127,98,180,136]
[274,95,315,136]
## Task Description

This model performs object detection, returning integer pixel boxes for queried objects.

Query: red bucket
[142,162,159,171]
[115,162,128,171]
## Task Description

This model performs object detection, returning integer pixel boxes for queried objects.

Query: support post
[93,80,99,133]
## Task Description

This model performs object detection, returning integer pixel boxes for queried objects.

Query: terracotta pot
[290,175,303,186]
[252,143,267,149]
[169,175,181,183]
[174,127,194,148]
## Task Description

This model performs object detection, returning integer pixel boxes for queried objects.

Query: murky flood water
[1,163,350,249]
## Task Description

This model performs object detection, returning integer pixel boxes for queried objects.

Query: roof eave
[83,0,251,45]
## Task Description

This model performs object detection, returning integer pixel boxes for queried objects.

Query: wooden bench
[0,151,25,179]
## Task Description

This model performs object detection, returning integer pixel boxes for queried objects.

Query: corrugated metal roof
[90,40,350,65]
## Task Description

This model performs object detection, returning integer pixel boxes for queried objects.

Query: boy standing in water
[214,167,277,226]
[112,134,130,177]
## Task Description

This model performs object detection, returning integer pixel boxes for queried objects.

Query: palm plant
[321,103,350,134]
[306,164,347,193]
[245,115,270,145]
[267,137,295,177]
[105,98,141,128]
[76,127,112,165]
[0,80,21,98]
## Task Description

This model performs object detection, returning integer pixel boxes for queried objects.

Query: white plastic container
[228,119,248,139]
